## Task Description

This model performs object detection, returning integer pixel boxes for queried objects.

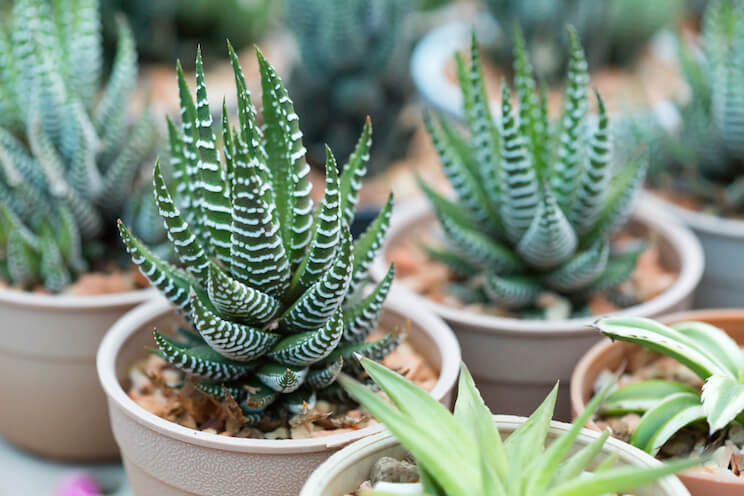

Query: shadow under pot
[96,296,461,496]
[370,198,704,420]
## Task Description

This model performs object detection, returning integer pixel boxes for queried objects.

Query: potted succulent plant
[301,357,698,496]
[284,0,416,176]
[0,0,162,460]
[572,311,744,495]
[644,0,744,308]
[411,1,684,120]
[372,30,703,418]
[97,46,461,496]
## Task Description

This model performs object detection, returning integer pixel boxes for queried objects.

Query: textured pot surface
[571,308,744,495]
[371,198,703,420]
[0,287,156,461]
[97,296,461,496]
[301,416,690,496]
[644,192,744,308]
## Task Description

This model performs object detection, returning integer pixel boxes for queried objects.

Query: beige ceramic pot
[644,192,744,308]
[300,415,690,496]
[570,309,744,495]
[0,287,156,461]
[97,295,461,496]
[370,198,704,420]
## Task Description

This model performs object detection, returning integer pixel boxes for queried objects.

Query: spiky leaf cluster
[595,317,744,455]
[650,0,744,215]
[0,0,158,291]
[484,0,683,80]
[422,30,648,313]
[284,0,414,174]
[341,358,700,496]
[119,46,399,424]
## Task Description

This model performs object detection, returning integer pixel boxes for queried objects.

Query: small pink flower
[54,471,101,496]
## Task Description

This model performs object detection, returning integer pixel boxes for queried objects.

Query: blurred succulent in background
[118,45,400,423]
[341,357,700,496]
[420,30,647,317]
[648,0,744,216]
[285,0,415,175]
[484,0,684,80]
[100,0,276,69]
[0,0,159,292]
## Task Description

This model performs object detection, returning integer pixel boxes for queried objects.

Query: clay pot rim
[97,295,462,454]
[370,197,704,336]
[0,285,157,310]
[644,191,744,239]
[300,415,690,496]
[569,308,744,488]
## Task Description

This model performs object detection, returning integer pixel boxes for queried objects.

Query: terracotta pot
[570,308,744,495]
[0,287,157,461]
[370,198,703,420]
[300,415,690,496]
[644,192,744,308]
[97,296,461,496]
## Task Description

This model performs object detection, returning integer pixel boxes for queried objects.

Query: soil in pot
[590,347,744,478]
[127,321,440,441]
[389,223,677,321]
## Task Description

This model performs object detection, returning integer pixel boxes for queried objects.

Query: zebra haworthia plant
[341,358,700,496]
[650,0,744,215]
[421,29,647,314]
[0,0,159,292]
[594,317,744,456]
[118,44,399,423]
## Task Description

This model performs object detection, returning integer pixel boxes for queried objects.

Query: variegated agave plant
[421,29,647,315]
[595,317,744,455]
[341,358,699,495]
[118,45,399,423]
[650,0,744,215]
[0,0,158,291]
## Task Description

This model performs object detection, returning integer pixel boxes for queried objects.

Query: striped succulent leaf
[119,48,399,421]
[594,317,744,439]
[0,0,160,291]
[421,30,645,312]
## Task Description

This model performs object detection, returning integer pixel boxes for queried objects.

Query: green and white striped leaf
[343,263,394,344]
[190,288,280,362]
[543,239,608,292]
[279,229,353,332]
[206,262,280,326]
[339,117,371,227]
[483,273,542,309]
[256,363,308,393]
[516,186,577,270]
[306,357,344,389]
[268,310,344,366]
[152,330,255,382]
[348,193,393,298]
[702,375,744,432]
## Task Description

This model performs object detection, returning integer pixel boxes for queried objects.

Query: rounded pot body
[571,308,744,495]
[97,296,461,496]
[301,415,690,496]
[644,192,744,308]
[0,287,156,461]
[371,198,703,420]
